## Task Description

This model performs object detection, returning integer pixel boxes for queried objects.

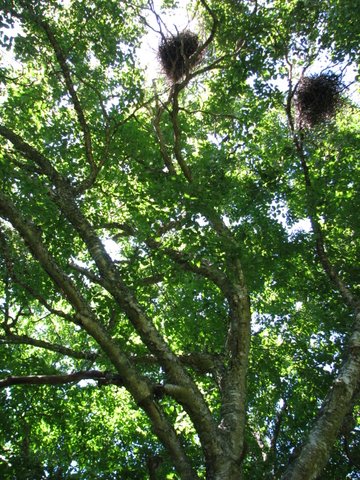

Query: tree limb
[36,18,96,178]
[152,88,177,175]
[281,313,360,480]
[170,84,192,182]
[282,81,360,480]
[0,333,98,361]
[285,82,360,314]
[0,125,218,474]
[0,370,120,389]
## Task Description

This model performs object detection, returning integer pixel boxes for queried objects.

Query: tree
[0,0,359,478]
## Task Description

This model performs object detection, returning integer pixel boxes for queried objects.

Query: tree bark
[282,313,360,480]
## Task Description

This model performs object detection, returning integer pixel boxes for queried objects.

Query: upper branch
[198,0,218,52]
[0,124,65,185]
[285,86,360,313]
[14,3,97,189]
[153,100,176,175]
[39,21,96,174]
[170,84,192,182]
[300,154,359,312]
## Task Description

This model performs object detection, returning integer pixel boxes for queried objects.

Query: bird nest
[295,73,343,128]
[158,30,200,82]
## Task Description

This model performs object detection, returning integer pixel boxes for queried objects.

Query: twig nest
[295,73,343,128]
[158,30,199,82]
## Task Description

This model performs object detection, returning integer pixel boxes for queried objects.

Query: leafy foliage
[0,0,359,479]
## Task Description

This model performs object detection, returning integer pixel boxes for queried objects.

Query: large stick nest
[295,73,343,127]
[158,30,200,82]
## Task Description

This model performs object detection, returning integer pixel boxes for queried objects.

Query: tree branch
[282,82,360,480]
[69,261,104,286]
[0,370,120,389]
[300,153,359,312]
[0,333,98,361]
[281,313,360,480]
[285,85,360,314]
[0,230,76,323]
[0,190,198,479]
[264,399,288,471]
[14,3,98,191]
[199,0,218,48]
[152,88,177,175]
[0,124,65,186]
[36,19,96,177]
[170,84,192,182]
[131,352,222,375]
[0,125,219,472]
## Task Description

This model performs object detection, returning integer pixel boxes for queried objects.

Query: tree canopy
[0,1,359,479]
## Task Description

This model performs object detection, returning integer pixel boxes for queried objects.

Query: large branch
[0,126,217,473]
[0,190,197,480]
[285,85,359,313]
[281,313,360,480]
[206,213,251,472]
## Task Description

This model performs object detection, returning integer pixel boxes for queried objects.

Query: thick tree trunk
[206,455,244,480]
[282,314,360,480]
